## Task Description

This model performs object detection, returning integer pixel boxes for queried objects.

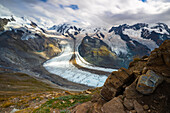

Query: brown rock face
[133,100,144,113]
[102,97,125,113]
[147,40,170,77]
[92,98,106,113]
[101,68,133,101]
[128,59,147,73]
[123,98,134,110]
[124,80,143,99]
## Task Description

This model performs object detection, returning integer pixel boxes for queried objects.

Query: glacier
[43,41,116,87]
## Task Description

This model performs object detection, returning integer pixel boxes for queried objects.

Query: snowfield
[43,42,116,87]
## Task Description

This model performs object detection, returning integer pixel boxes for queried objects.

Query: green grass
[33,94,91,113]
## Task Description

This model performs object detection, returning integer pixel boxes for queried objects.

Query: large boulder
[101,68,133,101]
[136,70,163,94]
[101,97,125,113]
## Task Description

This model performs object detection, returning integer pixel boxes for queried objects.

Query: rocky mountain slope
[79,36,119,68]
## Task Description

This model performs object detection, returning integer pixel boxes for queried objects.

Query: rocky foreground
[70,39,170,113]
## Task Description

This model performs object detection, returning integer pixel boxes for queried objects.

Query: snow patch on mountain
[123,29,141,38]
[103,33,128,55]
[123,29,158,50]
[148,23,170,35]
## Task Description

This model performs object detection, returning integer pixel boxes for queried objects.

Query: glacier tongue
[43,43,113,87]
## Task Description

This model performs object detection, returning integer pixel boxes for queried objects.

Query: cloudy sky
[0,0,170,28]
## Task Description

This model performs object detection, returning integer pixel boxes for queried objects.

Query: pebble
[143,105,149,110]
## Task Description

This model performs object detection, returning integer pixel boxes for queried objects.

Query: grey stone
[136,70,163,94]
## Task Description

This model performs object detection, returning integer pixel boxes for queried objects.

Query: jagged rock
[147,40,170,78]
[124,79,143,99]
[101,68,133,101]
[92,98,106,113]
[133,100,144,113]
[136,70,163,94]
[128,59,147,74]
[123,98,134,110]
[102,97,125,113]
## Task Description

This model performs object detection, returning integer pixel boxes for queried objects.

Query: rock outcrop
[147,40,170,81]
[136,70,163,94]
[101,68,134,101]
[0,18,10,31]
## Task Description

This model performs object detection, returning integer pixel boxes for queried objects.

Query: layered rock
[101,68,134,101]
[147,40,170,79]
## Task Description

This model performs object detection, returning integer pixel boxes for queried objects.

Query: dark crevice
[115,73,136,97]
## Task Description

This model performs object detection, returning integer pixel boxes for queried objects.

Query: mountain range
[48,22,170,68]
[1,15,170,69]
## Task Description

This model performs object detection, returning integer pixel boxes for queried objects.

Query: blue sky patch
[72,20,78,23]
[141,0,147,2]
[59,4,79,10]
[67,5,79,10]
[59,4,64,9]
[40,0,47,2]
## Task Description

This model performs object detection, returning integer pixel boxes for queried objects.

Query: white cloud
[0,0,170,28]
